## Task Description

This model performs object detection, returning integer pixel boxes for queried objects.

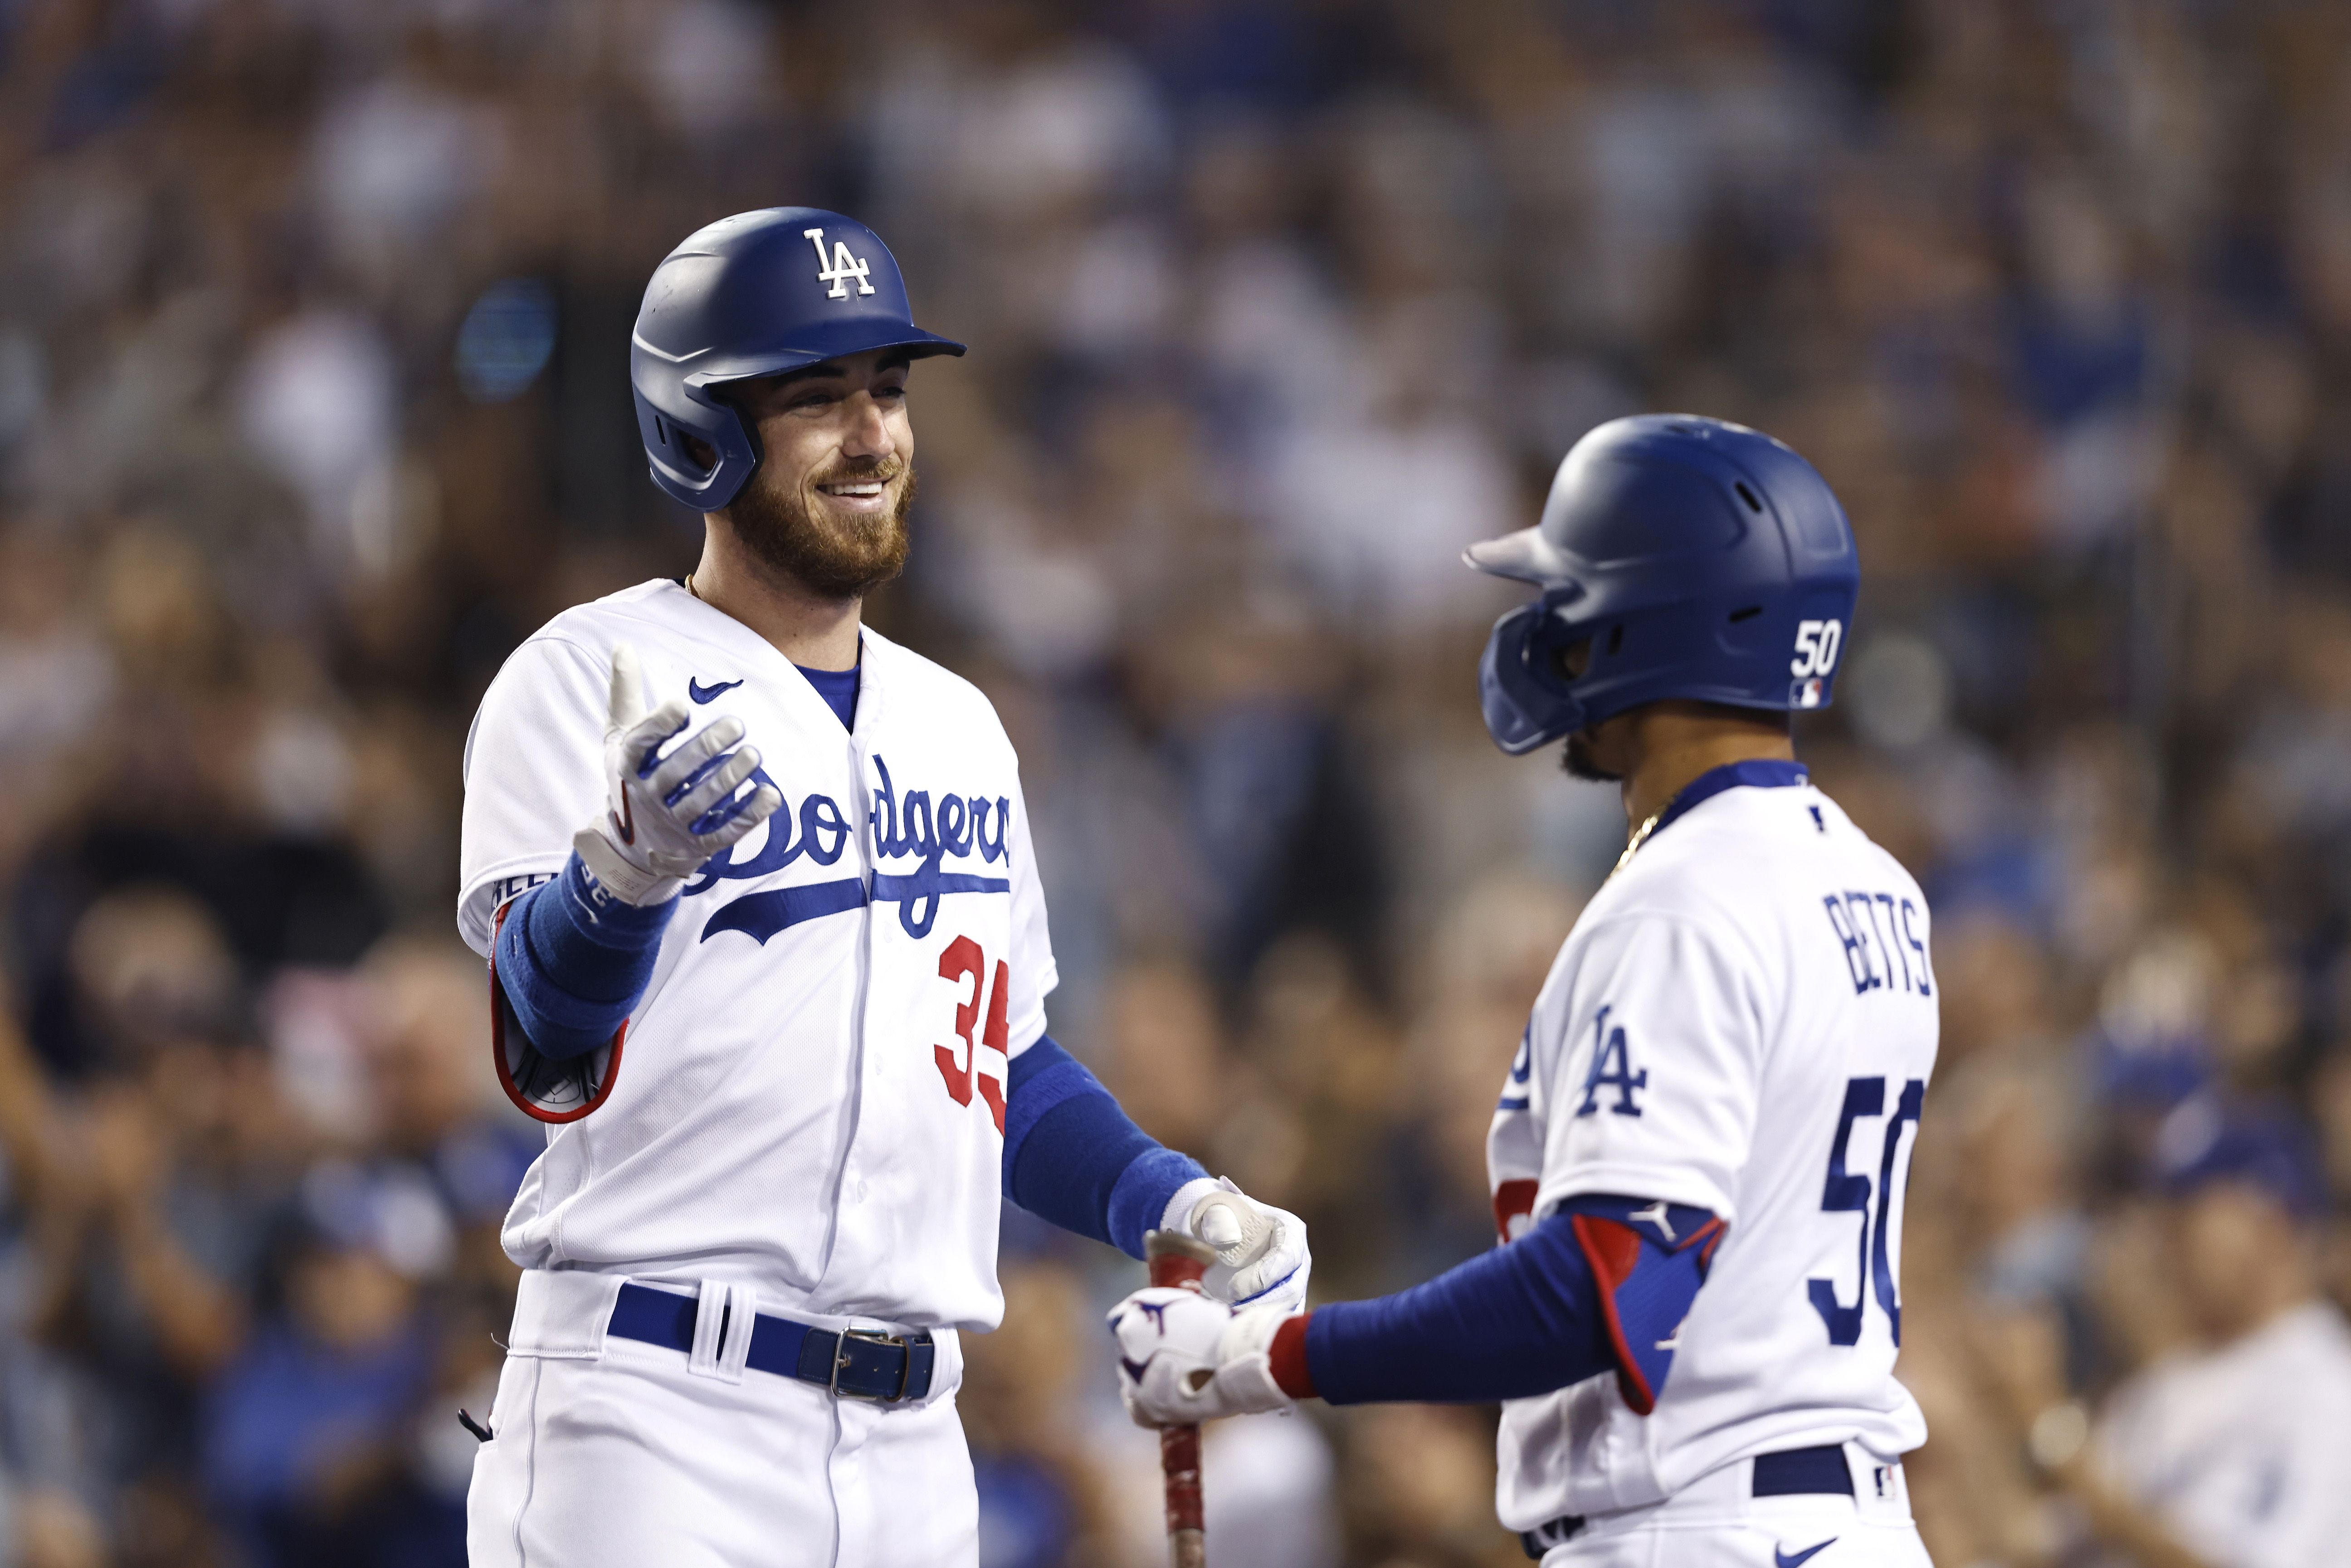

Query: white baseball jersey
[2096,1301,2351,1568]
[1487,773,1936,1529]
[457,579,1057,1333]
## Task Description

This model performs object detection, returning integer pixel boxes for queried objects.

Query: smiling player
[456,209,1306,1568]
[1110,417,1939,1567]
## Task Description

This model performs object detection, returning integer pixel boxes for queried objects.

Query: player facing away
[1111,416,1940,1567]
[455,209,1308,1568]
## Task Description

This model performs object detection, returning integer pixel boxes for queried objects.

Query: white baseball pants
[466,1272,976,1568]
[1540,1444,1933,1568]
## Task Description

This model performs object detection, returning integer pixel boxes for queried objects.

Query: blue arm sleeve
[492,854,675,1060]
[1303,1209,1612,1404]
[1302,1197,1722,1407]
[1001,1037,1209,1259]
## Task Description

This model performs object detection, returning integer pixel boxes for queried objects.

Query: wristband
[573,826,684,908]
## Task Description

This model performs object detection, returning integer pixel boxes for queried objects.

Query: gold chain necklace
[1609,790,1682,881]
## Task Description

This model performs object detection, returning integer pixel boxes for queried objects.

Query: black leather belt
[1519,1445,1855,1558]
[606,1282,935,1402]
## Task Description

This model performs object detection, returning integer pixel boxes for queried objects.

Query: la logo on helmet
[802,228,876,300]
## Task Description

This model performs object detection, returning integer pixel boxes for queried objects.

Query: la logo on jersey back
[802,228,876,300]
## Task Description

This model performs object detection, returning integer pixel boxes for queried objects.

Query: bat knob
[1145,1228,1216,1290]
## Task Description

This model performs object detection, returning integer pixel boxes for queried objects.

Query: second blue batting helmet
[629,208,965,512]
[1465,415,1860,755]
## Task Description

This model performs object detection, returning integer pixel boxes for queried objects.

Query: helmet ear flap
[1479,600,1589,756]
[648,414,708,478]
[631,373,762,511]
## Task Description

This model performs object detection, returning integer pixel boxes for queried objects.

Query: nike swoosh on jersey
[688,678,743,704]
[1775,1539,1836,1568]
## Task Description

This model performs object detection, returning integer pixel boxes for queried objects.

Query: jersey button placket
[838,732,881,1236]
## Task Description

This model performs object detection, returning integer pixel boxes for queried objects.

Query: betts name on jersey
[1487,770,1936,1527]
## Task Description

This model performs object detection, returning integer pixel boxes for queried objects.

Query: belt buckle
[829,1328,909,1402]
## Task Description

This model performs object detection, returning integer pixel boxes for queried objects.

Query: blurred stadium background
[1,0,2348,1564]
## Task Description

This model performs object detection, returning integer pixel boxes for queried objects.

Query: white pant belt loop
[688,1279,758,1383]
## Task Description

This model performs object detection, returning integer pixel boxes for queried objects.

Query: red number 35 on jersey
[935,935,1008,1133]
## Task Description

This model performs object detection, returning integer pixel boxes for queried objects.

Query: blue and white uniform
[1232,765,1938,1567]
[459,580,1054,1323]
[1484,762,1936,1564]
[456,579,1266,1568]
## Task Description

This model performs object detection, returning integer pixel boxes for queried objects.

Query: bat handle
[1161,1426,1206,1567]
[1144,1230,1218,1566]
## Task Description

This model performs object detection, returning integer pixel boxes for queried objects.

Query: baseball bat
[1144,1229,1219,1568]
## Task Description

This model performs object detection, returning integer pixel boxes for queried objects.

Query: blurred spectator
[1969,1098,2351,1568]
[202,1170,443,1568]
[0,0,2346,1557]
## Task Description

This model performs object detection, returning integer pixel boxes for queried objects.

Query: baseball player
[1112,417,1940,1567]
[455,208,1307,1568]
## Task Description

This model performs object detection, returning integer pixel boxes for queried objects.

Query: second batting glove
[1108,1286,1297,1427]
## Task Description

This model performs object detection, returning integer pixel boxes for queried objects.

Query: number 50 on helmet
[1463,414,1862,755]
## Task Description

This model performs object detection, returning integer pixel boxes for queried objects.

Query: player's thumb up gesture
[572,643,783,907]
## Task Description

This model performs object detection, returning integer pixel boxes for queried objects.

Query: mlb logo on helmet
[1788,617,1841,710]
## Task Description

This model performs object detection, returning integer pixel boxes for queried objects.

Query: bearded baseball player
[1111,416,1939,1567]
[454,208,1307,1567]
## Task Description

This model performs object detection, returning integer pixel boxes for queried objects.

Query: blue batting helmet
[629,209,965,512]
[1465,415,1860,755]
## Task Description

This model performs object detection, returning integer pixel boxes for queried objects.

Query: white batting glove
[572,643,783,906]
[1108,1286,1296,1428]
[1162,1176,1311,1315]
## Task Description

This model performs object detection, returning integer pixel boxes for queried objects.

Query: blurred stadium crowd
[1,0,2350,1565]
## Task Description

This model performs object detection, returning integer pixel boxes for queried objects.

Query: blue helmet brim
[1463,526,1578,589]
[678,321,967,391]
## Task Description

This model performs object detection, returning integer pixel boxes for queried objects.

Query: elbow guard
[1561,1195,1727,1414]
[490,898,626,1123]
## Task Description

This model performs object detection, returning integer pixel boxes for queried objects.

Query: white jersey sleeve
[456,635,609,956]
[1534,912,1764,1222]
[1001,775,1057,1058]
